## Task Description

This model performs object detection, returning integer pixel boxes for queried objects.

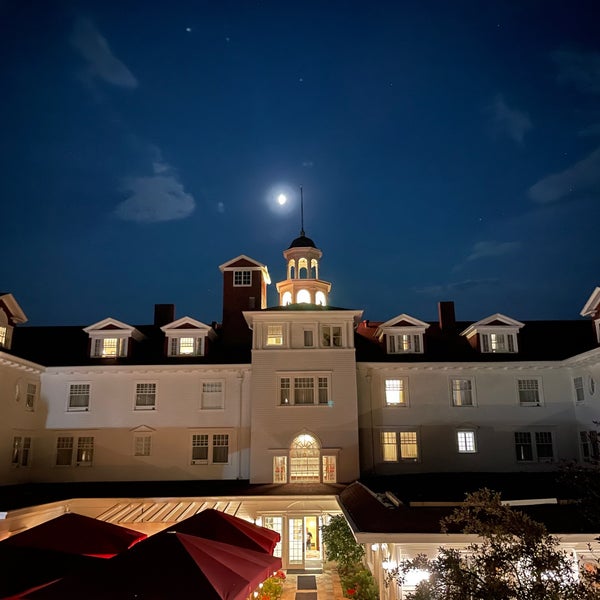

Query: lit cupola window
[282,291,292,306]
[297,289,311,303]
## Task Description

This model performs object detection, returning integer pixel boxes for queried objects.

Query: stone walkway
[281,569,345,600]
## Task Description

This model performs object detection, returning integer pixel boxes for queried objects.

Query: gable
[581,286,600,318]
[0,293,28,325]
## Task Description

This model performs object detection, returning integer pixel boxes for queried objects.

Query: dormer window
[0,295,28,350]
[0,326,7,348]
[161,317,215,358]
[461,313,524,355]
[376,314,429,355]
[84,318,140,359]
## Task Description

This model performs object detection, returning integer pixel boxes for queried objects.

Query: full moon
[277,193,287,205]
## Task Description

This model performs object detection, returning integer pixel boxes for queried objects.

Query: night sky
[2,1,599,328]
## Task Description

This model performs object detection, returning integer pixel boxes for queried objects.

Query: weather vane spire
[300,185,305,236]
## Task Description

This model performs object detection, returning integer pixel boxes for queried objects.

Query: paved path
[281,569,345,600]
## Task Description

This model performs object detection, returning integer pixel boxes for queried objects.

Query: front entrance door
[288,516,323,571]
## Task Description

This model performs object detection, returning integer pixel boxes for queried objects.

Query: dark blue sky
[2,0,599,327]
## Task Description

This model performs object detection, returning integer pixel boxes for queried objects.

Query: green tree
[321,514,365,571]
[386,489,599,599]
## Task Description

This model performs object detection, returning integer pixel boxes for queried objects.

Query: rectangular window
[233,270,252,286]
[481,332,516,353]
[25,383,37,411]
[11,436,31,467]
[273,456,287,483]
[134,435,152,456]
[389,334,422,354]
[515,431,553,462]
[518,379,541,406]
[0,326,6,347]
[93,337,127,358]
[303,330,314,347]
[56,436,74,466]
[515,432,533,461]
[68,384,90,411]
[135,383,156,410]
[201,382,224,410]
[318,377,329,405]
[322,455,337,482]
[457,430,477,453]
[280,377,291,405]
[399,431,418,460]
[451,379,473,406]
[321,325,342,347]
[294,377,314,405]
[385,379,406,406]
[192,434,209,464]
[574,377,585,403]
[212,434,229,464]
[77,437,94,466]
[266,325,283,346]
[169,337,202,356]
[580,431,599,463]
[535,431,554,462]
[262,516,283,558]
[381,431,398,462]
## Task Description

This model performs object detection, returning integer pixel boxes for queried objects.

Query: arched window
[288,259,296,280]
[289,434,320,482]
[310,258,319,279]
[282,291,292,306]
[298,258,308,279]
[315,291,326,306]
[297,289,311,304]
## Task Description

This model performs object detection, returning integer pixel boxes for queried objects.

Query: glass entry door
[288,516,323,570]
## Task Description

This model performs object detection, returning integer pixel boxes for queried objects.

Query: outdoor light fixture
[382,557,397,571]
[371,543,380,551]
[403,568,431,586]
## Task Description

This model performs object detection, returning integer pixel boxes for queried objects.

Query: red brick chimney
[154,304,175,327]
[438,301,456,332]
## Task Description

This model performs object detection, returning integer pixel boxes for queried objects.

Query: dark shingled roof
[339,480,594,535]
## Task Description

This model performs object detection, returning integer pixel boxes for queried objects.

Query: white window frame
[517,378,543,406]
[387,333,423,354]
[233,270,252,286]
[168,336,204,357]
[514,431,554,463]
[451,378,475,407]
[278,373,331,406]
[92,336,128,358]
[134,434,152,457]
[266,324,284,346]
[580,431,599,463]
[457,430,477,453]
[303,329,315,348]
[0,325,7,348]
[25,382,38,412]
[320,325,343,348]
[384,378,408,407]
[480,331,518,354]
[134,382,157,411]
[380,430,419,463]
[573,377,585,403]
[11,436,31,467]
[67,383,91,412]
[273,456,288,483]
[201,381,224,410]
[55,435,94,467]
[190,432,230,465]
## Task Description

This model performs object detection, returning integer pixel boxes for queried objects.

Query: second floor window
[279,375,330,406]
[381,431,418,462]
[321,325,342,347]
[267,325,283,346]
[385,379,407,406]
[135,383,156,410]
[518,379,541,406]
[201,382,224,409]
[574,377,585,402]
[68,384,90,411]
[11,436,31,467]
[451,379,473,406]
[25,383,37,411]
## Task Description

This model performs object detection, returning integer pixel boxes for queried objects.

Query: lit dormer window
[376,314,429,355]
[161,317,215,357]
[84,318,142,359]
[0,326,6,348]
[0,294,28,350]
[461,313,524,354]
[267,325,284,346]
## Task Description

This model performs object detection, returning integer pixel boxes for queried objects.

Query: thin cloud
[414,279,499,296]
[70,17,138,89]
[529,146,600,204]
[466,241,521,262]
[488,95,532,144]
[553,50,600,94]
[115,158,195,223]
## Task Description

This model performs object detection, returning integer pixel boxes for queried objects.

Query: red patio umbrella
[2,512,146,558]
[24,531,283,599]
[173,508,280,554]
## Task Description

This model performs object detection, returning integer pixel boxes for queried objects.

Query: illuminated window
[289,434,320,482]
[0,326,6,347]
[518,379,541,406]
[322,455,337,482]
[381,432,398,462]
[457,430,477,453]
[233,270,251,286]
[134,435,152,456]
[451,379,474,406]
[282,291,292,306]
[297,289,311,303]
[201,381,224,409]
[399,431,418,460]
[135,383,156,410]
[481,332,516,353]
[273,456,287,483]
[315,291,326,306]
[388,333,423,354]
[385,379,407,406]
[77,437,94,466]
[574,377,584,402]
[93,337,127,358]
[321,325,342,347]
[68,384,90,411]
[279,374,330,406]
[267,325,283,346]
[11,436,31,467]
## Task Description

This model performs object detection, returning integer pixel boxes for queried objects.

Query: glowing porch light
[382,559,397,571]
[371,543,380,551]
[403,569,430,586]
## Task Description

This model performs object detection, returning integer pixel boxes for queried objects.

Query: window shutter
[413,335,421,353]
[508,334,515,352]
[481,334,489,352]
[389,335,395,353]
[170,338,178,356]
[93,339,102,357]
